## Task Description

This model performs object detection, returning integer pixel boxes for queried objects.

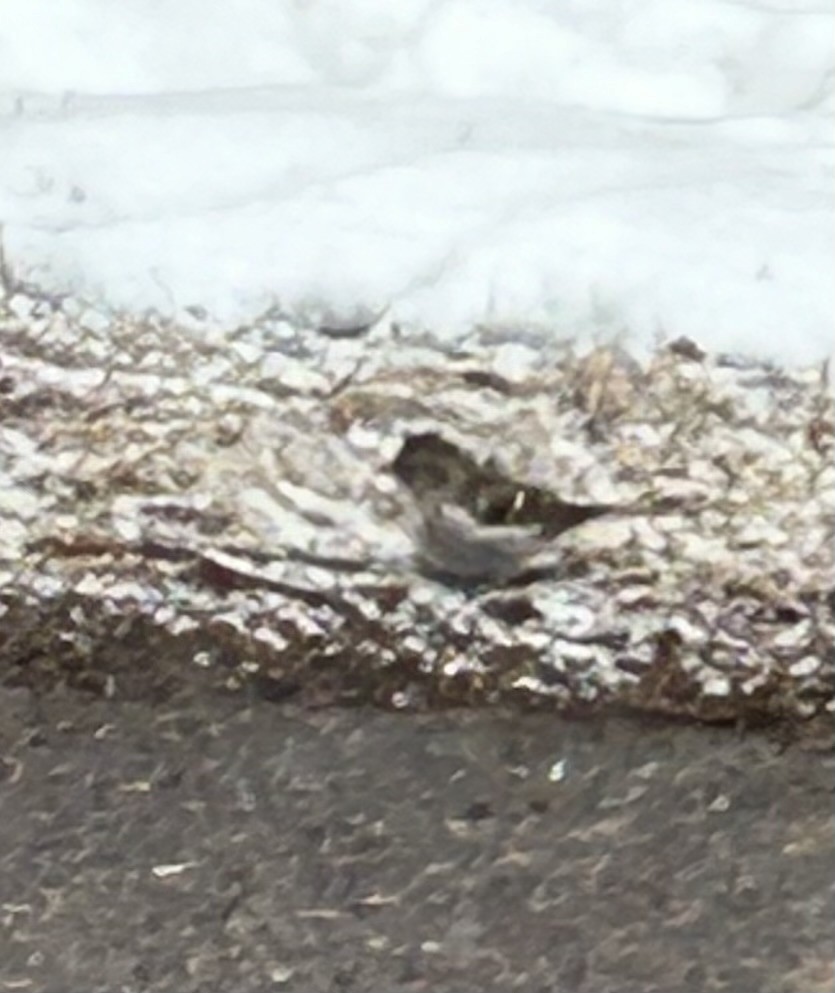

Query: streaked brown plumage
[391,432,614,585]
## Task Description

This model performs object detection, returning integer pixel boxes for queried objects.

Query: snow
[1,0,832,363]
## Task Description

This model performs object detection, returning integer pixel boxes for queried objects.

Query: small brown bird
[391,432,613,585]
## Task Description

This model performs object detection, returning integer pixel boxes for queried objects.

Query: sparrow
[391,432,614,586]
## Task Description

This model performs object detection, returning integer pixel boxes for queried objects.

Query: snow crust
[1,0,832,362]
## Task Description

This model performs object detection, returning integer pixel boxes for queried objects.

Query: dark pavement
[1,657,833,993]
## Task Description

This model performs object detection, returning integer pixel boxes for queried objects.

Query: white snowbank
[1,0,832,362]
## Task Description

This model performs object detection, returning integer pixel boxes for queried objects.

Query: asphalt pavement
[1,652,832,993]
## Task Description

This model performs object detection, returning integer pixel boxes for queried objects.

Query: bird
[391,432,614,586]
